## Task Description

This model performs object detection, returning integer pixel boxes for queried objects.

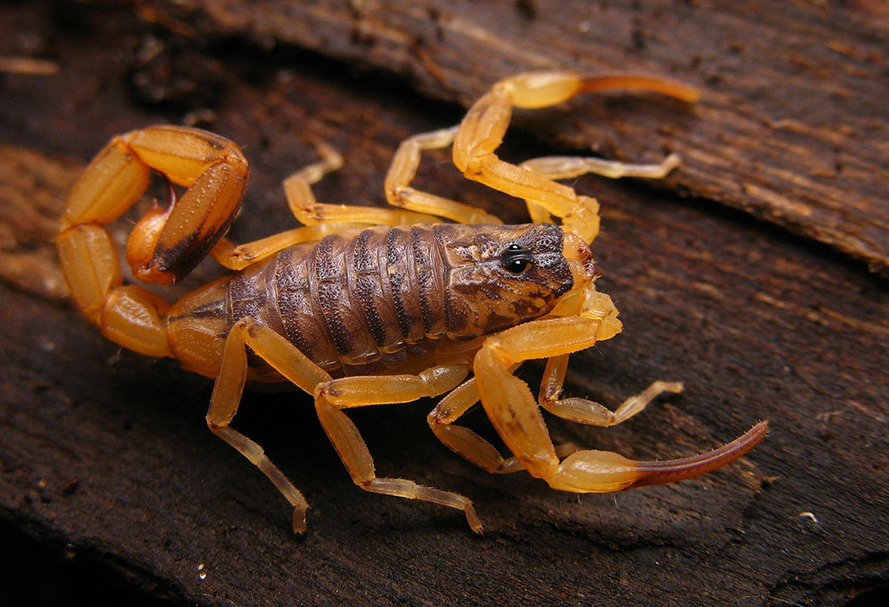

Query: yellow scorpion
[56,72,767,533]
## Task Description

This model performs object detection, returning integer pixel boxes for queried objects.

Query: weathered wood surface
[1,1,887,606]
[182,0,889,276]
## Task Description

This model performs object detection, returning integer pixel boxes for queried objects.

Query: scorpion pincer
[56,72,768,534]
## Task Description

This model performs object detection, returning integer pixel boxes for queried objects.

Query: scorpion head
[436,223,618,340]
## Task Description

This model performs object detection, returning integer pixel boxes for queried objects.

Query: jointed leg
[283,142,442,227]
[426,292,622,474]
[472,313,768,492]
[315,393,482,533]
[285,128,506,229]
[211,137,467,271]
[384,126,503,224]
[312,364,482,532]
[207,318,331,533]
[209,221,369,271]
[211,131,487,271]
[538,353,683,426]
[452,72,698,241]
[428,376,576,475]
[208,317,481,533]
[210,142,433,270]
[519,153,680,228]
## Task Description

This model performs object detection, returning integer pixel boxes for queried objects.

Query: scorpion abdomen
[261,224,449,373]
[168,222,575,379]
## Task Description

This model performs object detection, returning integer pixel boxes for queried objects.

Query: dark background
[1,1,886,605]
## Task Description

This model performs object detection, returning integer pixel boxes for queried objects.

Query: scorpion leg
[314,366,483,534]
[207,318,330,533]
[212,143,403,270]
[383,126,503,224]
[209,318,480,532]
[472,314,767,492]
[427,377,527,474]
[452,72,698,242]
[212,133,471,270]
[538,354,683,427]
[282,142,442,227]
[427,373,582,475]
[210,222,371,271]
[518,154,680,227]
[315,396,482,533]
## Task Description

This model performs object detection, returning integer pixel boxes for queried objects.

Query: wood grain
[1,1,886,606]
[180,0,889,276]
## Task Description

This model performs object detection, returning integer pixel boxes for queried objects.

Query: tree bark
[1,1,886,606]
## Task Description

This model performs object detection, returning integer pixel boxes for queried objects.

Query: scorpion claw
[546,421,769,493]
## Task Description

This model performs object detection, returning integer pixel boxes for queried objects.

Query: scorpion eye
[500,243,534,274]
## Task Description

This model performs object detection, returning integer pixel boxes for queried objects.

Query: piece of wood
[175,0,889,276]
[0,1,886,606]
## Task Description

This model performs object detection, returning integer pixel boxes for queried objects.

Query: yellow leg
[472,312,767,492]
[427,378,506,472]
[452,72,699,242]
[313,365,482,532]
[208,317,480,533]
[207,318,328,533]
[318,365,470,408]
[538,354,683,426]
[384,126,503,224]
[519,153,681,229]
[215,135,477,271]
[426,365,588,476]
[314,394,482,534]
[209,222,368,271]
[283,142,441,227]
[212,142,424,271]
[426,292,621,475]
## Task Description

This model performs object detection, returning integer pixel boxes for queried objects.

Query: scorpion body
[168,222,591,380]
[57,72,767,533]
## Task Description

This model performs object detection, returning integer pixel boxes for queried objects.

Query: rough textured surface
[183,0,889,276]
[1,1,887,606]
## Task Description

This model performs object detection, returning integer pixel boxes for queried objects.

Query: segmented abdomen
[229,224,455,375]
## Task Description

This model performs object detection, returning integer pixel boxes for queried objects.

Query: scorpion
[56,72,768,534]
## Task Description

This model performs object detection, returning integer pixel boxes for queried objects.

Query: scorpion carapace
[56,71,768,534]
[168,222,593,381]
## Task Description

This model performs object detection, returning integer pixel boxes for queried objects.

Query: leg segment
[313,365,482,532]
[427,377,578,475]
[452,72,699,242]
[282,129,504,227]
[207,317,480,533]
[519,153,680,227]
[315,394,482,533]
[538,354,683,426]
[384,127,503,224]
[212,143,432,271]
[472,313,768,492]
[283,142,442,227]
[427,293,623,475]
[209,222,369,271]
[207,318,329,533]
